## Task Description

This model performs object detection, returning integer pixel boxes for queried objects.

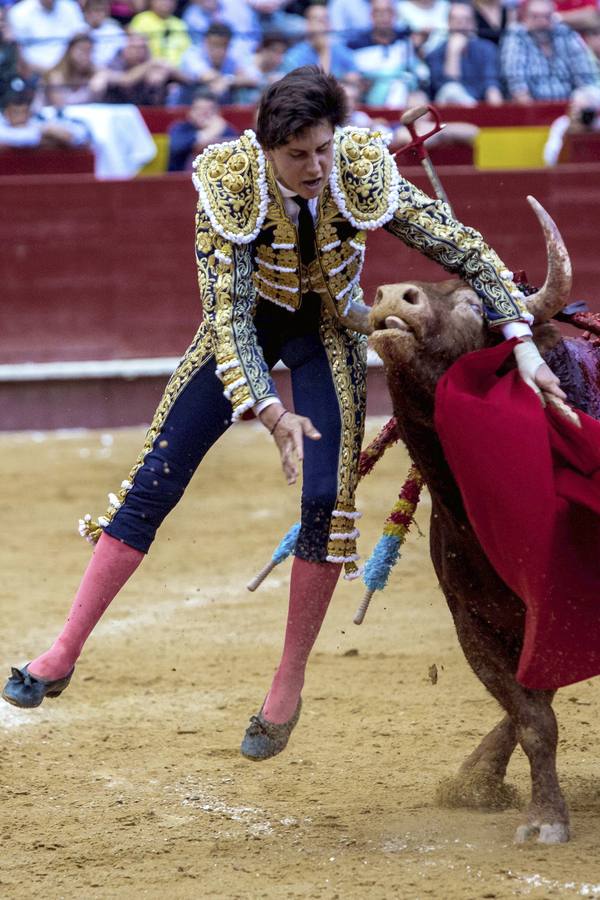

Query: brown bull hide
[366,201,581,844]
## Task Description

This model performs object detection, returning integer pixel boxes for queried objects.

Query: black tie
[292,195,315,265]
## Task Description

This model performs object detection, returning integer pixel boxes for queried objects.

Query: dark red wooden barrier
[0,103,570,181]
[139,101,569,135]
[2,164,599,428]
[2,164,598,365]
[0,147,95,176]
[562,132,600,163]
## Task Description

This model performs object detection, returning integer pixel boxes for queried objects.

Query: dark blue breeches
[105,329,344,562]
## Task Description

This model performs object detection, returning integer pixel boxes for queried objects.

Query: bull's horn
[524,195,572,323]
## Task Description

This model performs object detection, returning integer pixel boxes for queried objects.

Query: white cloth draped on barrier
[62,103,157,178]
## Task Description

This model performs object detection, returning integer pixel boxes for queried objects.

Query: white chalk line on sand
[0,568,285,731]
[382,836,600,896]
[0,587,233,732]
[169,775,312,840]
[1,567,281,678]
[94,570,286,638]
[0,704,39,729]
[506,871,600,896]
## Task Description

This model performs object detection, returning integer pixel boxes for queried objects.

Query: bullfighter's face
[265,121,334,200]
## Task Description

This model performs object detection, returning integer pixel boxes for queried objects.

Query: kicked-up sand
[1,421,600,899]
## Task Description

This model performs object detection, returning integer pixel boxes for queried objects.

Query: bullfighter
[2,65,565,760]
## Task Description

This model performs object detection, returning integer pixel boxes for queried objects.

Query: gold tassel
[78,514,103,545]
[344,559,360,580]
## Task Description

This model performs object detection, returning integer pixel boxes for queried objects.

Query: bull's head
[369,196,572,398]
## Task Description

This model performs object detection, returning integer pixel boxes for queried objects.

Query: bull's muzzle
[369,283,427,333]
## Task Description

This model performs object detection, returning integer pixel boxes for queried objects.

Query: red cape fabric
[434,338,600,690]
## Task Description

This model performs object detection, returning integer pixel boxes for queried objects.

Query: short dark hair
[256,66,348,149]
[2,80,34,110]
[191,87,218,104]
[259,30,289,50]
[205,22,232,41]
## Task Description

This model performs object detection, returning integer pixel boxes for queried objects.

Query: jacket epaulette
[192,129,269,245]
[330,126,400,231]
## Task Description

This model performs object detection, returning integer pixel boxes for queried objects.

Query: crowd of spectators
[1,0,600,170]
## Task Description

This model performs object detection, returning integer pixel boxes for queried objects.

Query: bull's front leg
[450,604,569,844]
[512,690,570,845]
[437,714,521,810]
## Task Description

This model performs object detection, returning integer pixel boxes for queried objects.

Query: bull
[368,197,599,844]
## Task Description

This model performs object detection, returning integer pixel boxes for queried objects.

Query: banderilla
[394,104,455,216]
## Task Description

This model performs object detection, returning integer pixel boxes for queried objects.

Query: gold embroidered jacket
[192,126,528,421]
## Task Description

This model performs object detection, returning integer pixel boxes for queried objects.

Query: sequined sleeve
[195,207,277,421]
[384,175,530,328]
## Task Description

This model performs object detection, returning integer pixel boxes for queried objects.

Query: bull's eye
[467,299,483,317]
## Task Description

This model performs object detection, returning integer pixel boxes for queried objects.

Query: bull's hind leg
[451,607,569,844]
[437,714,520,810]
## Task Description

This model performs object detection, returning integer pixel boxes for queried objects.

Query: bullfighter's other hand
[514,339,581,427]
[259,402,321,485]
[513,338,566,403]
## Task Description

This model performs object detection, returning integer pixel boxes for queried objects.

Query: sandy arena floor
[1,420,600,899]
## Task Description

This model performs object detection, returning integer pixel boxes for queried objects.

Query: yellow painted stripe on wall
[475,126,551,170]
[140,125,555,176]
[139,134,171,176]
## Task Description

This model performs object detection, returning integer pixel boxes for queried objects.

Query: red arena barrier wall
[139,102,569,135]
[2,164,599,430]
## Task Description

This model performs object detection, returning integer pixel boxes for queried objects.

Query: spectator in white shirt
[231,31,289,104]
[177,22,254,104]
[352,0,428,106]
[83,0,126,68]
[7,0,85,74]
[397,0,451,33]
[183,0,256,57]
[0,85,90,147]
[397,0,451,54]
[340,71,395,136]
[329,0,372,44]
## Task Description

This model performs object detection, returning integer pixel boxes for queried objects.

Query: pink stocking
[28,532,144,681]
[262,557,342,724]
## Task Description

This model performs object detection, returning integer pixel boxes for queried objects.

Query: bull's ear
[524,196,572,323]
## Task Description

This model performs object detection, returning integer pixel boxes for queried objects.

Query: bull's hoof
[514,821,570,844]
[436,771,521,810]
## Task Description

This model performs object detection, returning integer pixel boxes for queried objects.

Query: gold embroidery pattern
[319,234,362,276]
[79,324,214,543]
[253,275,299,310]
[255,245,297,269]
[330,127,398,230]
[317,221,340,249]
[253,265,299,292]
[328,255,363,300]
[195,207,271,417]
[230,242,274,404]
[252,167,303,310]
[247,169,370,323]
[320,310,368,576]
[194,132,265,243]
[264,163,298,249]
[314,191,367,318]
[386,175,528,326]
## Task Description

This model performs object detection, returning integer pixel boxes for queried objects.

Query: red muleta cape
[434,338,600,690]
